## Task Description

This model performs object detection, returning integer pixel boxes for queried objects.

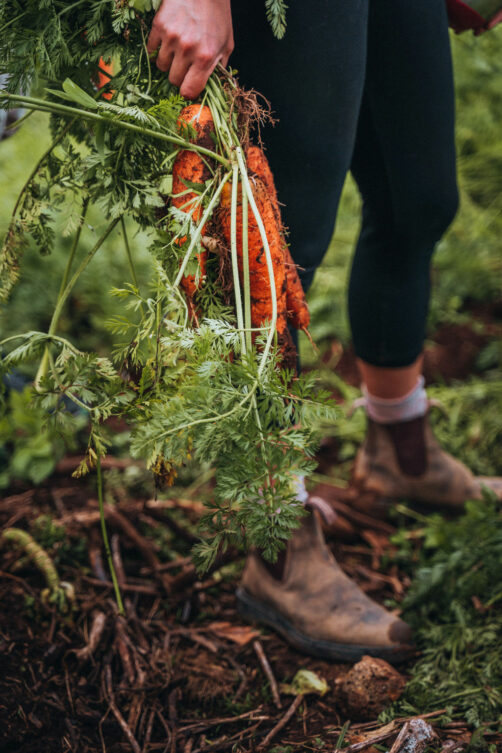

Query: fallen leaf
[207,621,260,646]
[281,669,329,697]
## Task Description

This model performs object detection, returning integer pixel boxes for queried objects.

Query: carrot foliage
[0,1,333,574]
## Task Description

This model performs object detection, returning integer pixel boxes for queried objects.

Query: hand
[147,0,234,99]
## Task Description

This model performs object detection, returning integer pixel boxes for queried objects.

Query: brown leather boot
[353,413,502,508]
[236,511,413,664]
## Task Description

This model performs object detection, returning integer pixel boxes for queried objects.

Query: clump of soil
[336,655,406,720]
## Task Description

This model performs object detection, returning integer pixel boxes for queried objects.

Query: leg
[231,0,369,290]
[348,1,502,505]
[232,1,414,661]
[349,0,458,369]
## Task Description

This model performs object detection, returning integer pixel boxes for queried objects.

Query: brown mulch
[0,468,492,753]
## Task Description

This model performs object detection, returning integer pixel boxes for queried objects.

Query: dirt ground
[1,317,501,753]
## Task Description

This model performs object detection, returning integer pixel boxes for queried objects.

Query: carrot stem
[120,217,138,288]
[230,162,246,354]
[34,218,120,392]
[235,147,278,378]
[241,182,252,353]
[173,171,231,288]
[34,197,89,391]
[0,92,230,167]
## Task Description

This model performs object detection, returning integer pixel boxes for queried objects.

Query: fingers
[180,60,217,100]
[156,42,174,74]
[168,51,193,88]
[146,23,234,98]
[147,26,162,56]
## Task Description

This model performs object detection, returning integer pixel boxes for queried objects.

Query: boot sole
[236,587,414,664]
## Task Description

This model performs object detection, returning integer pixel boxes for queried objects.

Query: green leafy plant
[384,493,502,728]
[0,1,334,585]
[0,385,85,488]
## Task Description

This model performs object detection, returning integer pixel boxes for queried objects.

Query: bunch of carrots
[171,104,310,365]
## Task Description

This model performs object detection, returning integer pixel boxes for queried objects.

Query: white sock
[363,376,427,424]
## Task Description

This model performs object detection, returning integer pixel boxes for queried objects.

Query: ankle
[363,376,427,425]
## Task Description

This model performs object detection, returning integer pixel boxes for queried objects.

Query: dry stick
[350,708,448,734]
[168,547,240,592]
[104,664,141,753]
[317,492,396,536]
[190,721,264,753]
[105,505,173,595]
[388,719,437,753]
[179,707,267,735]
[74,611,107,661]
[139,510,199,545]
[257,694,303,751]
[82,575,158,596]
[338,726,399,753]
[143,709,156,753]
[168,687,179,753]
[111,534,127,589]
[56,456,141,473]
[253,640,282,709]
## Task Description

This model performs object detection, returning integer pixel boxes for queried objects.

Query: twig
[313,488,395,535]
[140,510,199,545]
[143,709,156,753]
[140,556,192,575]
[56,456,142,474]
[179,707,266,734]
[389,719,437,753]
[168,687,178,753]
[257,694,303,750]
[74,611,107,661]
[169,548,240,592]
[253,640,282,709]
[338,723,398,753]
[115,616,136,685]
[111,534,127,589]
[104,664,141,753]
[105,505,173,595]
[190,721,264,753]
[81,575,158,596]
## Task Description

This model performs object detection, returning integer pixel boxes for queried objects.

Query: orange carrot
[97,57,114,101]
[171,105,215,306]
[219,177,288,336]
[246,145,310,332]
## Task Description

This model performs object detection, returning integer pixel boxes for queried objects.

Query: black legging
[231,0,459,367]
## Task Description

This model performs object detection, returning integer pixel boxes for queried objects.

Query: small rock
[337,655,406,720]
